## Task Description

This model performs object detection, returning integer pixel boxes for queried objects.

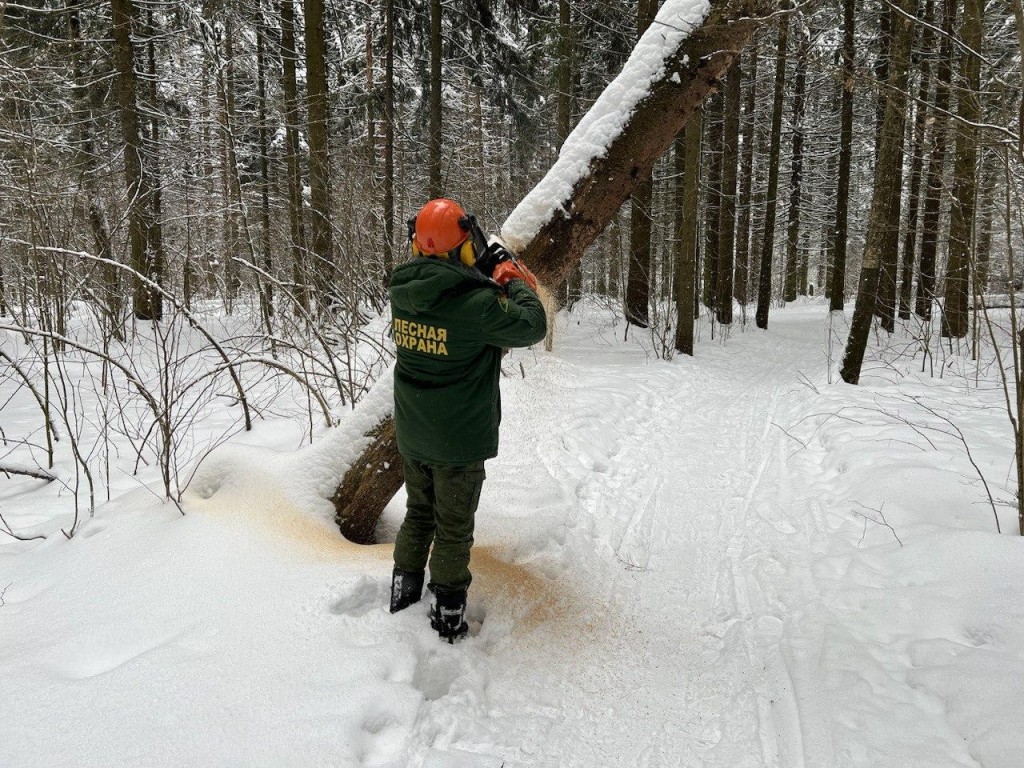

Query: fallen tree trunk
[335,0,775,543]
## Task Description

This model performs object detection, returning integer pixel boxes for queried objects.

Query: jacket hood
[389,257,490,315]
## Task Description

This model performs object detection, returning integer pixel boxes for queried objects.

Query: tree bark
[703,93,723,310]
[333,0,773,542]
[840,0,916,384]
[898,3,931,322]
[941,0,982,339]
[784,25,808,304]
[366,16,375,176]
[305,0,333,307]
[916,0,956,320]
[974,150,997,295]
[69,0,120,331]
[716,59,740,325]
[111,0,161,321]
[428,0,443,197]
[557,0,583,308]
[829,0,855,312]
[755,8,788,330]
[256,6,274,324]
[625,0,659,329]
[1014,0,1024,157]
[383,0,395,274]
[144,9,165,320]
[626,177,653,327]
[556,0,572,149]
[675,111,701,355]
[734,41,758,307]
[280,0,307,310]
[874,2,891,162]
[875,3,914,333]
[217,11,241,307]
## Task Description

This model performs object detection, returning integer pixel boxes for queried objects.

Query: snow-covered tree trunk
[333,0,776,543]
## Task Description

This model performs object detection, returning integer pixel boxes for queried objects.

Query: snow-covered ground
[2,302,1022,767]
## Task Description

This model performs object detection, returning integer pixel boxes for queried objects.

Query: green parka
[389,256,547,464]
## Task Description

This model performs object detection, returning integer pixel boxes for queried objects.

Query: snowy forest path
[465,312,830,767]
[6,306,1014,768]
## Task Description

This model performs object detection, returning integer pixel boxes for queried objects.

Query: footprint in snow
[412,649,466,701]
[330,575,388,618]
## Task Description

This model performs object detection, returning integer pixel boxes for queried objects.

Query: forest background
[1,0,1022,540]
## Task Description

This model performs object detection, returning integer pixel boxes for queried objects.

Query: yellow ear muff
[410,237,422,257]
[458,239,476,267]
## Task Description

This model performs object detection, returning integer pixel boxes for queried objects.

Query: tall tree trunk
[366,18,375,176]
[69,0,120,330]
[898,4,931,321]
[874,1,891,162]
[145,8,165,321]
[974,150,997,295]
[872,0,905,331]
[1015,0,1024,157]
[840,0,916,384]
[280,0,307,310]
[675,111,701,355]
[625,0,658,328]
[784,25,809,304]
[333,0,772,542]
[829,0,855,312]
[941,0,982,339]
[755,9,788,330]
[305,0,333,307]
[916,0,956,320]
[383,0,395,273]
[557,0,583,308]
[428,0,442,197]
[734,40,758,308]
[111,0,160,321]
[875,2,913,333]
[821,137,838,295]
[556,0,572,149]
[626,179,653,327]
[716,59,740,325]
[256,3,274,324]
[218,11,242,307]
[199,0,216,301]
[703,93,723,310]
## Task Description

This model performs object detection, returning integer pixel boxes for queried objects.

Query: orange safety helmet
[410,198,471,257]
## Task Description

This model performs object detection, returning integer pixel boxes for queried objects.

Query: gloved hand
[492,259,539,292]
[475,241,514,278]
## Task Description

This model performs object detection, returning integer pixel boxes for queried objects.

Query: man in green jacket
[388,198,547,642]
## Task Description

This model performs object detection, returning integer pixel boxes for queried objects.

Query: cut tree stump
[332,419,404,545]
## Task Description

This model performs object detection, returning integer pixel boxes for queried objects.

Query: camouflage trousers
[393,456,485,590]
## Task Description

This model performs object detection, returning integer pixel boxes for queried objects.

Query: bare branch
[0,513,47,542]
[0,464,56,482]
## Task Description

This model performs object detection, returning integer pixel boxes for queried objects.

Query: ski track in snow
[3,303,1022,767]
[411,314,831,767]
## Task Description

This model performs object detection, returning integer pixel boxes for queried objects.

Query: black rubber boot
[429,586,469,643]
[389,568,425,614]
